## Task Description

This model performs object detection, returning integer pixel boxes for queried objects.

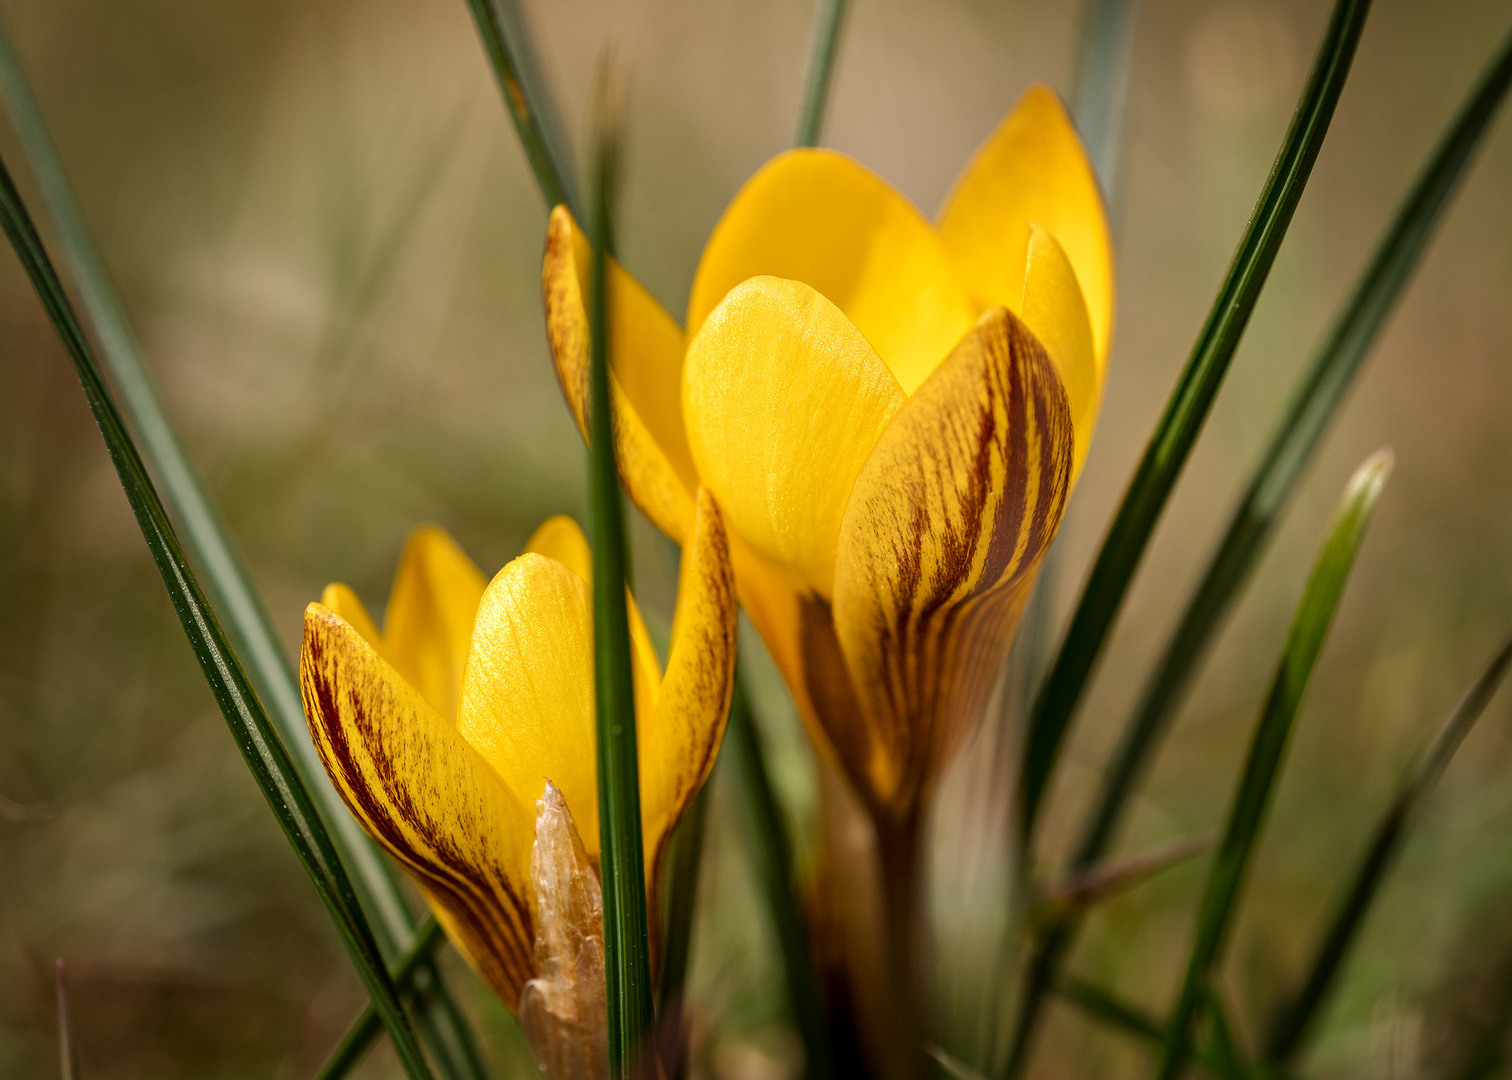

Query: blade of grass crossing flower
[0,6,425,963]
[55,960,76,1080]
[0,152,435,1080]
[1003,28,1512,1077]
[794,0,849,148]
[587,64,656,1075]
[727,679,835,1080]
[465,0,581,220]
[318,919,449,1080]
[1154,449,1392,1080]
[1019,0,1373,842]
[1264,631,1512,1065]
[1070,0,1140,194]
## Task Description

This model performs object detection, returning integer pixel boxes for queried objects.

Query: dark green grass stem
[794,0,849,148]
[0,151,435,1080]
[1201,986,1249,1080]
[656,782,711,1080]
[0,5,427,964]
[727,679,834,1080]
[587,95,656,1075]
[1155,450,1392,1080]
[465,0,581,220]
[318,920,451,1080]
[1265,631,1512,1065]
[1018,0,1372,843]
[1004,27,1512,1077]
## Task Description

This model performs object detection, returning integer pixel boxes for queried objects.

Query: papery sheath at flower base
[541,84,1112,1071]
[299,501,736,1080]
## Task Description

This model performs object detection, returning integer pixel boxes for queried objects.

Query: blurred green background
[0,0,1509,1077]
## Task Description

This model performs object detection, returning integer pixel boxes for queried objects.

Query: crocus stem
[876,817,926,1080]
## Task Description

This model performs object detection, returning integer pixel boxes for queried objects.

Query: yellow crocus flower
[298,493,736,1018]
[541,86,1112,844]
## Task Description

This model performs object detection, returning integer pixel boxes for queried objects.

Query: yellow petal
[524,514,663,731]
[300,603,536,1006]
[456,553,601,859]
[321,583,384,651]
[638,488,737,871]
[831,307,1074,824]
[1020,227,1100,480]
[687,150,977,395]
[543,206,697,541]
[683,276,906,598]
[938,85,1115,369]
[383,526,488,723]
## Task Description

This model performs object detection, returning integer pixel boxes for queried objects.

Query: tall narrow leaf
[1070,0,1140,193]
[464,0,581,219]
[794,0,850,148]
[1019,0,1373,841]
[656,784,711,1080]
[0,151,435,1080]
[586,67,655,1074]
[727,685,835,1080]
[1155,449,1392,1080]
[1265,631,1512,1064]
[1005,27,1512,1073]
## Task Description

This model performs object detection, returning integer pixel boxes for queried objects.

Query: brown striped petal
[638,487,738,873]
[830,307,1074,826]
[543,206,697,542]
[301,603,536,1006]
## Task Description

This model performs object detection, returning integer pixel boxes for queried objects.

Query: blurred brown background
[0,0,1509,1077]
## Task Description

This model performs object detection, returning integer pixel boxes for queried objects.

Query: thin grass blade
[655,782,711,1080]
[1029,834,1211,928]
[726,680,835,1080]
[1070,0,1140,194]
[0,150,435,1080]
[1003,26,1512,1077]
[586,62,655,1075]
[55,960,76,1080]
[1155,449,1392,1080]
[318,920,449,1080]
[0,5,429,963]
[1018,0,1373,843]
[465,0,581,219]
[1201,985,1249,1080]
[794,0,849,148]
[1264,630,1512,1064]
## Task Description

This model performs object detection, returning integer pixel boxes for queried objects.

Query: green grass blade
[586,70,655,1075]
[54,960,76,1080]
[0,151,436,1080]
[1070,0,1140,193]
[1018,0,1372,843]
[794,0,850,148]
[656,782,711,1079]
[0,6,427,961]
[726,678,835,1080]
[1003,27,1512,1076]
[1201,985,1249,1080]
[318,919,449,1080]
[1155,449,1392,1080]
[1264,630,1512,1064]
[464,0,581,219]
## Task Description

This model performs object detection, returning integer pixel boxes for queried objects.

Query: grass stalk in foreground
[794,0,850,148]
[586,64,655,1075]
[1018,0,1373,843]
[1264,630,1512,1065]
[0,151,435,1080]
[318,920,450,1080]
[1155,449,1393,1080]
[1070,0,1140,194]
[1005,25,1512,1074]
[727,680,835,1080]
[464,0,581,219]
